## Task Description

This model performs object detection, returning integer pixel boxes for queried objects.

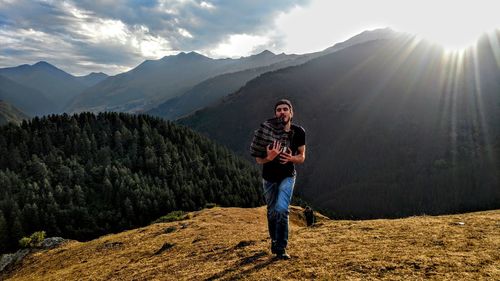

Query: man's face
[275,104,293,124]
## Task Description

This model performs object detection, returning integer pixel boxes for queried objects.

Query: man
[251,99,306,260]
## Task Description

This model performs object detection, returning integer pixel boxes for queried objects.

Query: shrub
[19,231,46,248]
[153,211,188,223]
[204,203,217,209]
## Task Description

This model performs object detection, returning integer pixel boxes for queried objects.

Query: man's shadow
[204,251,279,281]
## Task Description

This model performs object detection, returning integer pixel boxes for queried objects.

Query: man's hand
[266,140,281,161]
[279,145,306,164]
[279,147,293,164]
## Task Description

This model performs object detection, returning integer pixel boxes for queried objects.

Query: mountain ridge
[0,61,88,112]
[75,72,109,87]
[66,49,298,113]
[0,74,55,116]
[146,28,403,120]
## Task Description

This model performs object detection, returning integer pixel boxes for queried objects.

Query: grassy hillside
[0,101,29,125]
[2,206,498,280]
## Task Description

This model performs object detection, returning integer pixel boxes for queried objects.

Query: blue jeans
[262,177,295,254]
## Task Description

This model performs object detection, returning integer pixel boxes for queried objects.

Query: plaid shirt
[250,117,289,158]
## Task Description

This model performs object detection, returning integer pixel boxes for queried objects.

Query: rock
[235,240,255,249]
[0,237,66,274]
[102,241,123,249]
[0,249,30,273]
[40,237,65,249]
[154,242,175,255]
[164,226,177,233]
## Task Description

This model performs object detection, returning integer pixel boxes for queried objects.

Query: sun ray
[470,47,492,159]
[332,36,422,144]
[487,31,500,69]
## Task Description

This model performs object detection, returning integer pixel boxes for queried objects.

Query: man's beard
[279,116,290,125]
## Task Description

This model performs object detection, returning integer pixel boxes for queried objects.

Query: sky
[0,0,499,76]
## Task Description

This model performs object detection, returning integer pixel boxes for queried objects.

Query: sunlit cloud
[207,33,271,58]
[0,0,308,75]
[178,27,194,38]
[138,35,174,58]
[200,1,215,10]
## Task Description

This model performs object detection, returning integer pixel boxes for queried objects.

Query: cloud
[199,1,215,10]
[208,33,270,58]
[0,0,309,75]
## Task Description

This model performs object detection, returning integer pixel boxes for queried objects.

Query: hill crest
[3,206,498,280]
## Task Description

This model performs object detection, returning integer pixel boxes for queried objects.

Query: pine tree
[0,211,9,251]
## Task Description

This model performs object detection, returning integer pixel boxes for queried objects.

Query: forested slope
[0,113,261,253]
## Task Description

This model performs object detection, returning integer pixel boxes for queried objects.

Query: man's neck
[284,122,291,132]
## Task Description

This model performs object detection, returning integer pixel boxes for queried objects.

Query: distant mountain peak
[238,50,277,61]
[322,27,402,53]
[84,72,108,77]
[245,50,275,59]
[257,50,275,56]
[31,61,72,76]
[75,71,109,87]
[159,51,212,62]
[182,51,211,60]
[33,61,55,68]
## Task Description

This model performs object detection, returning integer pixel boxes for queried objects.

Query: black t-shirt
[262,124,306,182]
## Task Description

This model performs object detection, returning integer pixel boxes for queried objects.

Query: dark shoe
[271,241,277,254]
[276,252,291,260]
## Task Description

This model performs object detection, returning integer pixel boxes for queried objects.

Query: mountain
[180,33,500,218]
[0,74,55,116]
[321,27,400,54]
[75,72,109,87]
[0,100,29,125]
[146,58,307,120]
[66,51,296,114]
[146,29,400,120]
[235,50,299,70]
[0,61,87,112]
[1,206,498,280]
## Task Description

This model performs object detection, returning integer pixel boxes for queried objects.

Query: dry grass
[2,206,499,280]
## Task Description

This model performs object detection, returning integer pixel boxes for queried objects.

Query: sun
[414,26,484,52]
[274,0,500,55]
[397,0,499,52]
[407,16,496,52]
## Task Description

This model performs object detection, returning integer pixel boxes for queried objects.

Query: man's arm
[255,156,271,164]
[293,145,306,164]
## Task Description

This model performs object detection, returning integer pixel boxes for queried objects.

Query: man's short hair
[274,99,293,111]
